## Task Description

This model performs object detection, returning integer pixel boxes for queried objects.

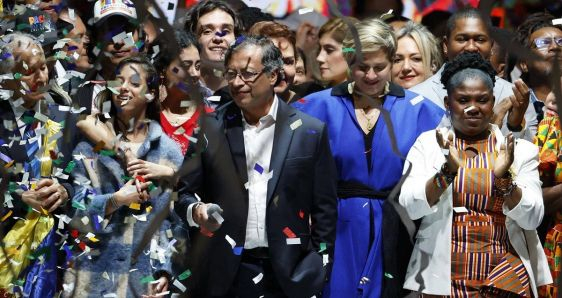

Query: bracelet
[433,163,457,189]
[494,173,515,198]
[109,193,119,209]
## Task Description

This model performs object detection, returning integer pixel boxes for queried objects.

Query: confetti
[211,212,224,225]
[72,200,86,210]
[1,210,13,222]
[253,273,264,284]
[225,235,236,248]
[384,272,394,279]
[178,269,192,280]
[129,202,141,210]
[342,47,355,53]
[298,210,304,219]
[553,18,562,25]
[233,247,243,255]
[286,238,301,245]
[298,8,313,14]
[254,163,264,174]
[290,119,302,130]
[410,95,424,105]
[464,106,476,114]
[173,279,187,292]
[112,31,127,43]
[453,207,469,213]
[283,227,296,238]
[319,243,327,253]
[140,276,155,284]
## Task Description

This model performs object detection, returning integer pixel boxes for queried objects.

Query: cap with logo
[93,0,137,25]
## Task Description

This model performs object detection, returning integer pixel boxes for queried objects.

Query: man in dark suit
[176,36,338,297]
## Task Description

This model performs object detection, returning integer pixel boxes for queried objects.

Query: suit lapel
[0,101,29,163]
[266,101,295,204]
[223,103,249,185]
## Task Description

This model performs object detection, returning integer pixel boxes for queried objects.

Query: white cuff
[186,202,201,227]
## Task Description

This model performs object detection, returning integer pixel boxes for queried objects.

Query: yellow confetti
[129,203,141,210]
[1,210,13,222]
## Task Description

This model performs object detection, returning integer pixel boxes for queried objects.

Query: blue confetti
[233,247,243,255]
[253,163,264,174]
[215,31,228,37]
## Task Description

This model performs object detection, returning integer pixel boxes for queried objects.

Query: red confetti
[49,150,57,160]
[135,175,146,183]
[298,98,306,103]
[298,210,304,219]
[200,227,214,237]
[70,229,79,238]
[283,227,296,238]
[78,242,86,251]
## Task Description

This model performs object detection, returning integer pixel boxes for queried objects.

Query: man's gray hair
[224,35,284,74]
[0,32,43,74]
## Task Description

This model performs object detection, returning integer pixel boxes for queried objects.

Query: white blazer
[399,124,552,297]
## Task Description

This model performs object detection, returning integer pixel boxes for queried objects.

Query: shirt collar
[242,95,279,130]
[8,99,40,124]
[331,81,405,97]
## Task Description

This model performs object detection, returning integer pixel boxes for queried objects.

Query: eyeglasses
[224,69,264,83]
[532,37,562,50]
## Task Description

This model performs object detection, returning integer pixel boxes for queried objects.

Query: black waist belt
[337,180,391,199]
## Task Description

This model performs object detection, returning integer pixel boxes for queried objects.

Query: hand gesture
[113,179,151,207]
[142,276,168,298]
[193,203,222,232]
[21,179,68,213]
[494,133,515,178]
[127,159,175,181]
[506,79,530,129]
[436,128,461,174]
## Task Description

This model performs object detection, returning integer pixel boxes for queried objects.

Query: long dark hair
[95,54,160,133]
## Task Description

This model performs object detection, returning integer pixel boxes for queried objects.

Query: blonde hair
[342,18,396,64]
[396,21,443,74]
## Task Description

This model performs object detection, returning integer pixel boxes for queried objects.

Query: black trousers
[218,248,287,298]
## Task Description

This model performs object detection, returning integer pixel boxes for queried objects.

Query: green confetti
[14,279,25,286]
[9,182,17,193]
[148,183,157,192]
[384,272,394,279]
[135,40,144,50]
[319,243,327,253]
[342,47,355,53]
[140,275,155,284]
[14,72,23,80]
[64,161,76,173]
[121,175,133,182]
[99,149,116,156]
[53,158,64,166]
[22,115,35,125]
[16,23,29,31]
[72,200,86,211]
[178,269,192,280]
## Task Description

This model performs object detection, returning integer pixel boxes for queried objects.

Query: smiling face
[392,36,429,89]
[444,17,492,61]
[98,17,139,66]
[112,63,153,120]
[446,77,495,139]
[351,50,392,97]
[3,44,49,108]
[317,33,348,85]
[226,45,277,114]
[59,10,91,72]
[165,45,201,98]
[196,9,235,64]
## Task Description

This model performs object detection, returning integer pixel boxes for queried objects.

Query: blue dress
[293,82,443,297]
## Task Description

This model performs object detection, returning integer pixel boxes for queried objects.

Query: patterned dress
[451,132,531,297]
[534,114,562,298]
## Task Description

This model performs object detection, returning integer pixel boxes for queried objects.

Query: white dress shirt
[186,96,279,249]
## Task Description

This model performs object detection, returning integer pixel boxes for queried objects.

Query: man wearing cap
[73,0,144,115]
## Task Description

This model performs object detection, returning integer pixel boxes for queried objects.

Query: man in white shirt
[176,36,338,297]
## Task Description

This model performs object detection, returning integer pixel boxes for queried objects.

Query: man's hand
[193,203,222,232]
[506,79,530,130]
[21,179,68,213]
[142,276,168,298]
[492,97,512,127]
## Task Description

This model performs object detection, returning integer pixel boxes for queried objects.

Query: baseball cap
[93,0,137,25]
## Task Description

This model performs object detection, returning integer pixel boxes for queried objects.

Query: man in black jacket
[176,36,338,297]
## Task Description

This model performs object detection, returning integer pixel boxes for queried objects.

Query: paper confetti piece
[384,272,394,279]
[72,200,86,210]
[553,18,562,25]
[81,216,89,225]
[410,95,424,106]
[290,119,302,130]
[155,291,170,297]
[1,210,13,222]
[129,203,141,210]
[342,47,355,53]
[286,238,301,245]
[102,271,110,280]
[319,243,327,253]
[453,207,469,213]
[173,279,187,292]
[140,276,155,284]
[112,31,127,43]
[323,254,329,266]
[93,141,105,153]
[103,294,117,298]
[211,212,224,225]
[253,273,264,284]
[254,163,264,174]
[298,210,304,219]
[299,7,313,14]
[178,269,192,280]
[225,235,236,248]
[166,229,173,238]
[233,247,243,255]
[207,95,221,102]
[283,227,296,238]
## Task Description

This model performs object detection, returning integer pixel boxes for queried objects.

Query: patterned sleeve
[533,116,561,186]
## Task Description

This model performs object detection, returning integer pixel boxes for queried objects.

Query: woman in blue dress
[293,18,444,297]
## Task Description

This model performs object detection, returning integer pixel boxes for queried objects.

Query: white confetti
[81,216,90,225]
[453,207,469,213]
[553,18,562,25]
[298,8,313,14]
[173,279,186,292]
[112,31,127,43]
[286,238,301,245]
[225,235,236,248]
[207,95,221,102]
[211,212,224,225]
[409,95,424,105]
[290,119,302,130]
[253,273,264,284]
[464,106,476,114]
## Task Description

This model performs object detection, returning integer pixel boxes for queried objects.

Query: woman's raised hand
[436,128,461,174]
[494,133,515,178]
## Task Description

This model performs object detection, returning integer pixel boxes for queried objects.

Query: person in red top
[154,30,213,154]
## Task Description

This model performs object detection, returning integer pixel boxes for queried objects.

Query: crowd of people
[0,0,561,297]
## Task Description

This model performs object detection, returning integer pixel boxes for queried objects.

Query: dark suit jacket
[176,99,338,297]
[0,100,78,233]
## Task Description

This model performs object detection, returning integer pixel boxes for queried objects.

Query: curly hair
[441,52,496,95]
[515,12,562,49]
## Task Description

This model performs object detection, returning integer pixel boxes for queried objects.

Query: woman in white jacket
[399,52,552,297]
